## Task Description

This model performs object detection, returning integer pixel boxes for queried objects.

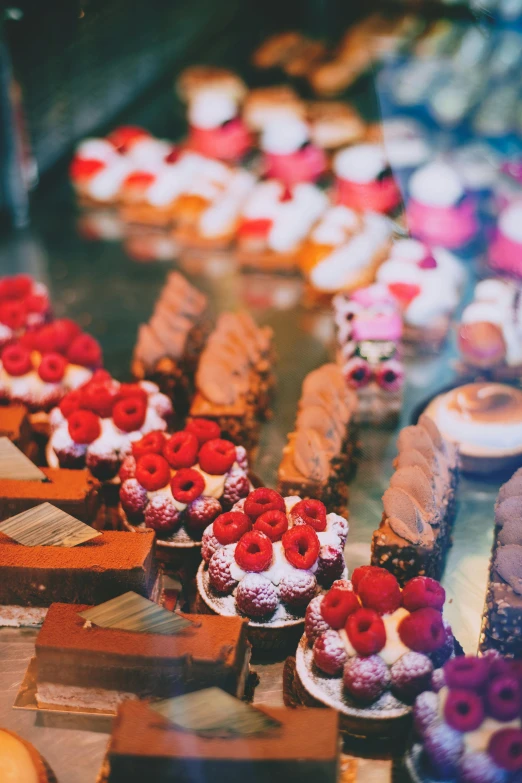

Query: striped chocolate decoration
[0,502,101,547]
[78,591,192,635]
[0,438,47,481]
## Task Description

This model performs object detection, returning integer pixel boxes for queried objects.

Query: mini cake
[489,202,522,279]
[260,117,327,187]
[69,136,133,207]
[406,162,478,250]
[197,489,348,649]
[277,364,358,515]
[242,86,306,133]
[371,415,459,584]
[34,601,251,710]
[406,655,522,783]
[424,382,522,474]
[131,271,210,415]
[332,144,401,214]
[297,570,455,741]
[0,728,55,783]
[0,274,51,348]
[334,284,404,425]
[189,312,274,454]
[308,101,365,150]
[185,84,252,162]
[48,371,173,481]
[377,238,465,351]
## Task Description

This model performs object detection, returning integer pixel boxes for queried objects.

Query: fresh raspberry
[0,300,27,330]
[235,530,273,572]
[2,343,32,376]
[399,608,446,653]
[0,274,32,299]
[199,439,236,475]
[135,453,170,491]
[37,352,67,383]
[31,319,79,354]
[222,467,250,509]
[67,409,101,444]
[351,565,390,592]
[486,675,521,722]
[430,620,455,669]
[459,751,507,783]
[328,513,349,546]
[59,389,84,418]
[305,595,330,641]
[244,488,286,520]
[331,579,353,591]
[81,382,117,418]
[289,498,327,532]
[208,547,237,594]
[67,333,102,367]
[231,498,246,512]
[170,468,204,504]
[401,577,446,613]
[315,545,345,587]
[201,524,222,563]
[86,442,120,481]
[163,431,199,469]
[282,524,320,570]
[444,689,485,732]
[184,418,221,445]
[313,630,347,675]
[70,157,105,180]
[144,495,180,535]
[185,496,221,534]
[119,455,136,483]
[413,690,439,738]
[120,478,148,520]
[346,608,386,656]
[25,292,49,315]
[90,368,112,383]
[423,723,463,779]
[236,573,278,619]
[488,729,522,772]
[254,509,288,542]
[235,445,249,471]
[214,511,252,545]
[321,585,360,629]
[343,655,391,704]
[444,656,489,691]
[432,668,446,693]
[358,570,401,615]
[132,431,166,459]
[390,652,434,702]
[112,396,147,433]
[114,383,148,405]
[279,571,317,608]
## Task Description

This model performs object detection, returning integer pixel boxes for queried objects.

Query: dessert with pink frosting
[406,655,522,783]
[260,117,327,187]
[332,143,401,214]
[372,416,459,584]
[189,312,274,455]
[0,274,51,349]
[185,82,252,162]
[197,488,348,649]
[295,569,456,740]
[48,370,173,481]
[333,284,404,425]
[277,364,358,516]
[377,238,465,350]
[489,202,522,279]
[406,161,478,250]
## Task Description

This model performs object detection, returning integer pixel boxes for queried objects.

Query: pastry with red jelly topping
[0,274,51,349]
[332,143,401,215]
[260,116,327,187]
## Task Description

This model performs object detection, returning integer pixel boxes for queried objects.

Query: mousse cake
[0,403,34,454]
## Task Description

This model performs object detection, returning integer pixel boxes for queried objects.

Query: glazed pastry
[489,202,522,278]
[371,416,459,584]
[0,728,55,782]
[277,363,358,515]
[185,86,252,162]
[175,66,246,103]
[0,274,51,348]
[260,117,327,186]
[334,284,404,425]
[332,144,401,214]
[307,101,366,150]
[242,86,306,132]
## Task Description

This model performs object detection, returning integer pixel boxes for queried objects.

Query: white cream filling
[261,117,310,155]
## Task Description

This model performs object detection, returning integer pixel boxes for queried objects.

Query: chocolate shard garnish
[390,466,436,518]
[0,502,101,547]
[78,591,192,635]
[150,687,282,738]
[0,437,47,482]
[383,487,433,545]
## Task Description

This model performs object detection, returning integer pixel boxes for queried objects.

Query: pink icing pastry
[501,160,522,184]
[406,199,477,249]
[335,176,401,214]
[489,231,522,278]
[351,308,403,342]
[186,119,252,161]
[264,145,327,186]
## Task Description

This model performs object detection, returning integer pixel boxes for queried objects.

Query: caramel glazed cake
[371,414,459,584]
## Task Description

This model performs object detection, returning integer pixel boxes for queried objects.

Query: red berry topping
[81,382,117,418]
[321,585,360,629]
[390,651,434,703]
[244,488,286,520]
[185,418,221,445]
[132,431,166,460]
[236,573,278,618]
[2,344,32,376]
[0,274,32,300]
[25,292,49,315]
[112,396,147,433]
[163,431,199,469]
[358,570,401,615]
[346,608,386,656]
[37,352,67,383]
[486,676,521,722]
[144,495,180,536]
[123,171,155,190]
[401,577,446,612]
[119,455,136,483]
[70,157,105,180]
[343,654,390,704]
[0,300,27,330]
[313,630,347,675]
[279,571,317,608]
[31,319,80,354]
[444,689,485,732]
[67,409,101,445]
[107,125,149,152]
[114,383,148,405]
[170,468,204,504]
[222,468,250,509]
[186,496,222,533]
[214,511,253,545]
[282,524,320,570]
[254,509,288,541]
[208,547,238,594]
[234,530,273,572]
[351,565,390,592]
[444,656,490,690]
[398,607,446,653]
[305,595,330,641]
[135,453,170,491]
[59,389,84,418]
[488,729,522,772]
[198,438,236,475]
[289,498,327,532]
[315,545,345,587]
[67,333,102,368]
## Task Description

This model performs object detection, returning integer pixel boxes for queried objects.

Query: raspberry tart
[197,490,349,650]
[296,569,457,741]
[0,274,51,349]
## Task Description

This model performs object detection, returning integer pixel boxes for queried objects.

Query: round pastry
[489,202,522,279]
[296,569,456,740]
[332,144,401,214]
[197,491,348,650]
[307,101,365,150]
[260,117,327,187]
[424,382,522,474]
[381,118,430,171]
[0,728,56,782]
[0,274,51,349]
[186,88,252,162]
[242,86,306,132]
[175,66,247,103]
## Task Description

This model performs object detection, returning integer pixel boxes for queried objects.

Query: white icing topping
[333,144,387,183]
[382,118,429,168]
[409,161,465,207]
[499,202,522,243]
[199,170,256,238]
[85,158,131,202]
[75,138,118,163]
[125,138,172,171]
[261,118,310,155]
[311,205,359,245]
[189,90,237,129]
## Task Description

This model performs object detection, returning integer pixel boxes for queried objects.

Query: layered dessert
[297,569,456,739]
[0,274,51,348]
[489,201,522,278]
[189,312,274,454]
[334,284,404,425]
[34,601,250,711]
[260,117,327,186]
[131,271,210,415]
[197,489,348,649]
[424,382,522,474]
[0,728,55,783]
[332,144,401,214]
[277,364,358,515]
[371,415,459,583]
[406,655,522,782]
